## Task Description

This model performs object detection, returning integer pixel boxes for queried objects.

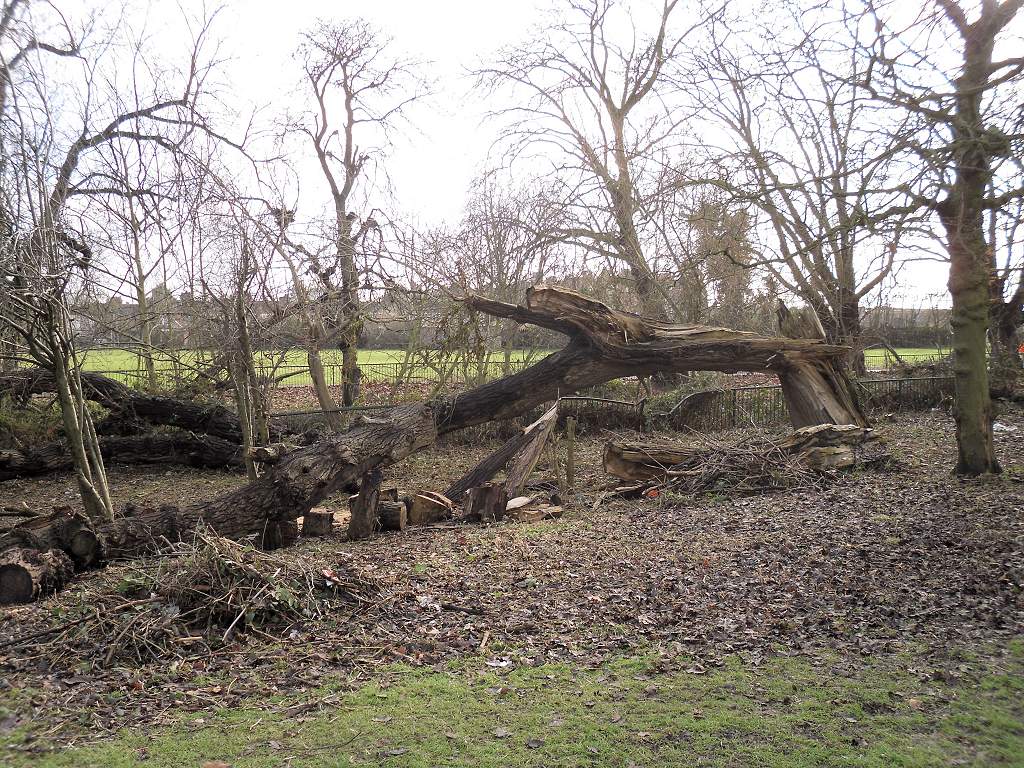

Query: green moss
[4,647,1022,768]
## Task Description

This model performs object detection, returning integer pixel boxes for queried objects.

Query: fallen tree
[1,286,868,600]
[0,369,258,443]
[601,424,888,498]
[0,433,243,481]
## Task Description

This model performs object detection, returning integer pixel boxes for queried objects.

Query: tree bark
[0,547,74,605]
[347,469,382,541]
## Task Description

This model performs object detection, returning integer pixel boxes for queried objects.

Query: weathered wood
[0,433,243,481]
[603,441,700,481]
[0,547,74,604]
[347,470,382,541]
[302,508,335,537]
[444,428,535,502]
[604,424,882,481]
[465,483,506,523]
[376,500,407,532]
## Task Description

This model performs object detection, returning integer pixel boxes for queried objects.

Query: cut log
[0,547,74,604]
[603,441,700,481]
[0,433,243,481]
[302,508,335,537]
[376,500,407,532]
[465,483,506,522]
[407,491,454,525]
[347,470,382,541]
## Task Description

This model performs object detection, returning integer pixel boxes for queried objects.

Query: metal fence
[653,376,955,433]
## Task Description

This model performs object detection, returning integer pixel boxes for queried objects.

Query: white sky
[220,0,545,225]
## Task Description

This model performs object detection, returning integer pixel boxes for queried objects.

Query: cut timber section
[0,547,74,604]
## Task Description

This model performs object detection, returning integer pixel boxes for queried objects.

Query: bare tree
[848,0,1024,474]
[690,6,913,372]
[0,1,222,518]
[283,19,426,418]
[477,0,717,320]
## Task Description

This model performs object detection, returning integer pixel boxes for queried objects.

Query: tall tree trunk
[936,14,1003,476]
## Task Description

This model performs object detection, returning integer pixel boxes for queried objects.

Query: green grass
[5,644,1022,768]
[863,347,948,368]
[74,348,547,373]
[74,347,947,374]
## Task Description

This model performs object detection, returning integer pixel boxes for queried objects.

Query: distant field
[77,346,949,373]
[77,348,546,371]
[863,347,949,368]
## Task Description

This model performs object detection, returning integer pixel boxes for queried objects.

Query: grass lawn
[5,644,1022,768]
[76,347,946,374]
[76,348,547,372]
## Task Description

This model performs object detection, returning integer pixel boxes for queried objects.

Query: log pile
[602,424,888,499]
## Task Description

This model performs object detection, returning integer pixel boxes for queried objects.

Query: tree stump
[0,547,74,605]
[302,508,335,537]
[377,501,407,532]
[348,470,382,541]
[466,483,506,523]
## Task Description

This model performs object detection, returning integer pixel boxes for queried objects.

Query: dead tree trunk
[2,287,866,591]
